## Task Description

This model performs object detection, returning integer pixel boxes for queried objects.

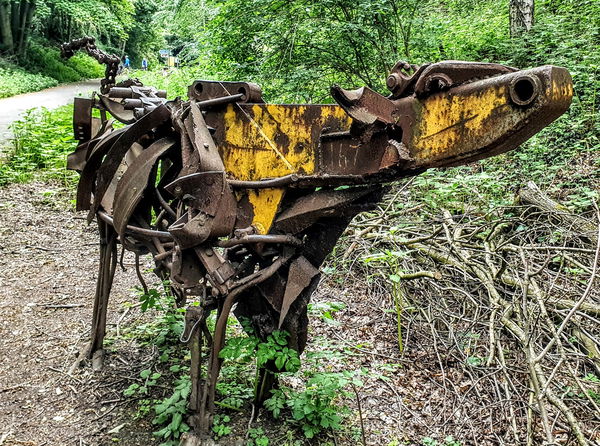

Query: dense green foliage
[0,105,78,185]
[0,60,57,98]
[26,43,105,82]
[0,44,105,97]
[0,0,163,97]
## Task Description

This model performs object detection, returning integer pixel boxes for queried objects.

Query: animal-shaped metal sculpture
[62,37,573,440]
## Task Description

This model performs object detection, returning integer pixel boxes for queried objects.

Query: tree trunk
[0,0,14,52]
[510,0,535,37]
[16,0,35,56]
[10,1,19,41]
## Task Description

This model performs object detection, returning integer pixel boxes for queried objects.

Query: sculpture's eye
[509,74,540,106]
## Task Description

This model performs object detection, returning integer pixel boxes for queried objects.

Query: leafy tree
[198,0,436,102]
[35,0,135,53]
[124,0,163,66]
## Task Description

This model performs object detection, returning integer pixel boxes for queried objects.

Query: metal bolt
[203,142,209,149]
[174,186,182,195]
[205,249,213,257]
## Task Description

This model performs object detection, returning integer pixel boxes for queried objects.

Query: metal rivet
[203,142,209,149]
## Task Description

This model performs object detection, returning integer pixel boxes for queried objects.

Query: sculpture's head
[332,61,573,174]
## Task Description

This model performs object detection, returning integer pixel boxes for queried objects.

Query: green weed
[153,375,192,445]
[0,62,57,98]
[0,105,78,186]
[264,371,361,439]
[422,436,463,446]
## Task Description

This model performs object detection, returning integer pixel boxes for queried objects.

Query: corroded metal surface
[61,38,573,440]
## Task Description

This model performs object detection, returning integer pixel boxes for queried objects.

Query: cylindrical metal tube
[196,93,244,109]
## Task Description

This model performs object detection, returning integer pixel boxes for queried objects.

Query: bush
[0,43,104,99]
[0,105,78,186]
[24,43,104,83]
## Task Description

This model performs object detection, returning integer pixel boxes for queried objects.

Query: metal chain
[60,36,120,94]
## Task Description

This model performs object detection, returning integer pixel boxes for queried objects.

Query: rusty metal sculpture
[62,37,573,441]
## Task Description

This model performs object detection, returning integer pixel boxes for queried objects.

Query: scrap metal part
[62,38,573,441]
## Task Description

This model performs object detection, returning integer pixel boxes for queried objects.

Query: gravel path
[0,182,155,446]
[0,80,100,143]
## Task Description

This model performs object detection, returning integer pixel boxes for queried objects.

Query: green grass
[0,105,79,186]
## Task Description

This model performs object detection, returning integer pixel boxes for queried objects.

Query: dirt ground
[0,181,501,446]
[0,182,157,446]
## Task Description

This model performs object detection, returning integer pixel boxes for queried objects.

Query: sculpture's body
[62,37,572,440]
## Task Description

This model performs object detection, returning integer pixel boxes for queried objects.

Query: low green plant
[124,368,163,396]
[422,436,463,446]
[308,301,346,325]
[120,284,190,445]
[153,375,192,445]
[264,371,361,439]
[0,62,58,98]
[133,283,185,348]
[247,427,269,446]
[212,414,232,438]
[583,373,600,383]
[220,330,301,374]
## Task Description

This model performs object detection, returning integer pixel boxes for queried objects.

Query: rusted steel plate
[112,137,176,236]
[90,105,171,219]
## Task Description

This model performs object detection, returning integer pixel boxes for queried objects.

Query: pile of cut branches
[344,181,600,445]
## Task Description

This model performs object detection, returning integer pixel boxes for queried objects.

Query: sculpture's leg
[248,215,361,405]
[87,217,118,369]
[180,304,217,446]
[185,306,207,433]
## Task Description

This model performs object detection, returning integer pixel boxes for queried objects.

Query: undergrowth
[0,43,104,98]
[0,60,58,98]
[118,282,363,445]
[24,43,104,83]
[0,105,78,186]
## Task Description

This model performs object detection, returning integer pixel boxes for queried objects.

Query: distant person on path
[142,58,148,71]
[124,55,130,69]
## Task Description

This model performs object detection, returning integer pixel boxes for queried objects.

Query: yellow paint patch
[220,104,349,181]
[412,86,509,162]
[550,79,573,102]
[220,104,349,232]
[245,188,285,234]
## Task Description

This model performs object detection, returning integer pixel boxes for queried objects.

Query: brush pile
[344,181,600,445]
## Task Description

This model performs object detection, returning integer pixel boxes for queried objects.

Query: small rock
[107,423,126,434]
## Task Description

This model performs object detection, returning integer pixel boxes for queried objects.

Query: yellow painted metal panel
[220,104,350,181]
[411,86,510,162]
[221,104,350,233]
[244,188,285,234]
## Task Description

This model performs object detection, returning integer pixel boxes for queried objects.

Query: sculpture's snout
[406,64,573,168]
